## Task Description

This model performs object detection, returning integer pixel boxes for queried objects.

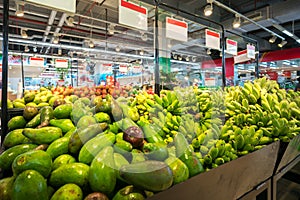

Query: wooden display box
[148,142,280,200]
[274,134,300,175]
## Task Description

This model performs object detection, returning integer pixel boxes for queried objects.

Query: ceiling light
[296,39,300,44]
[33,46,37,52]
[141,32,148,41]
[185,56,190,62]
[140,50,144,56]
[53,36,59,44]
[184,76,189,80]
[204,4,213,16]
[15,2,24,17]
[278,40,287,47]
[282,30,293,37]
[21,29,28,38]
[58,48,62,55]
[178,55,182,61]
[24,45,29,52]
[115,46,121,52]
[89,40,95,48]
[207,48,211,55]
[219,51,222,57]
[9,66,12,70]
[173,54,178,59]
[108,24,115,35]
[233,14,241,29]
[192,56,197,62]
[269,35,277,43]
[66,17,74,27]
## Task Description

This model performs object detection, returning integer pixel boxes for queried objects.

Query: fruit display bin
[0,108,25,120]
[148,141,280,200]
[273,134,300,174]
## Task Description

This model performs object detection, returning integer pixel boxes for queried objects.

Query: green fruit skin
[76,116,97,130]
[0,176,15,200]
[37,102,50,107]
[84,192,110,200]
[165,157,189,185]
[47,186,55,200]
[3,129,31,148]
[49,163,89,188]
[46,137,70,159]
[79,132,116,165]
[0,144,38,170]
[89,146,117,195]
[23,106,39,120]
[12,170,48,200]
[24,93,35,104]
[94,112,111,123]
[68,123,108,155]
[174,132,193,159]
[50,119,75,133]
[13,102,26,108]
[23,127,62,144]
[12,150,52,178]
[143,142,169,161]
[52,154,76,171]
[119,160,173,192]
[181,155,204,178]
[25,113,41,128]
[131,150,146,163]
[112,185,145,200]
[39,106,54,128]
[114,153,130,181]
[54,104,73,119]
[64,127,76,138]
[8,116,27,131]
[50,184,83,200]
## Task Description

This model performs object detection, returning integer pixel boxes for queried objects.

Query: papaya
[165,157,189,185]
[112,185,145,200]
[94,112,111,123]
[13,102,26,108]
[95,101,111,114]
[12,150,52,178]
[50,119,75,133]
[0,176,14,200]
[23,106,39,120]
[54,103,73,119]
[25,113,41,128]
[84,192,109,200]
[0,144,38,170]
[88,146,116,195]
[76,115,97,129]
[49,163,89,188]
[12,170,48,200]
[23,127,62,144]
[46,137,70,159]
[38,106,54,128]
[8,116,27,131]
[78,132,115,165]
[70,105,88,125]
[53,98,66,108]
[52,154,76,171]
[174,132,193,160]
[69,123,108,155]
[69,95,79,103]
[3,129,31,148]
[119,160,173,192]
[50,184,83,200]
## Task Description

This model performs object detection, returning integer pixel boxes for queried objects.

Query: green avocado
[0,176,15,200]
[46,137,70,159]
[25,113,41,128]
[12,170,48,200]
[50,119,75,133]
[8,116,27,131]
[3,129,31,148]
[165,157,189,185]
[52,154,76,171]
[50,184,83,200]
[54,104,73,119]
[23,127,62,144]
[76,115,97,130]
[23,106,39,120]
[112,185,145,200]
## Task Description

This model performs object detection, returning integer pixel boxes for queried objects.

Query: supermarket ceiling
[0,0,300,61]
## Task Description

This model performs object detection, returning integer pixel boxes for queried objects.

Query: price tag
[119,0,148,31]
[166,17,188,42]
[119,65,128,73]
[55,59,68,68]
[205,29,220,50]
[226,39,238,56]
[30,57,44,67]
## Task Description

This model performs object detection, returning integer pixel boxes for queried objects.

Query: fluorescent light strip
[282,30,294,37]
[297,39,300,44]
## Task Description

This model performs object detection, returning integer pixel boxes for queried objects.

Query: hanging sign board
[166,17,188,42]
[26,0,76,13]
[234,50,250,64]
[226,39,238,56]
[119,0,148,31]
[247,44,256,59]
[119,65,128,73]
[205,29,220,50]
[30,57,44,67]
[132,65,142,74]
[55,59,68,69]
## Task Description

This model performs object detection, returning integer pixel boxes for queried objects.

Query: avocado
[88,146,116,195]
[12,170,48,200]
[8,116,27,131]
[25,113,41,128]
[112,185,145,200]
[50,119,75,133]
[12,150,52,178]
[94,112,111,123]
[165,157,189,185]
[52,154,76,171]
[76,115,97,130]
[13,102,26,108]
[84,192,109,200]
[38,106,54,128]
[50,184,83,200]
[46,137,70,159]
[119,160,173,192]
[24,92,35,104]
[54,103,73,119]
[0,176,14,200]
[3,129,31,148]
[23,106,39,120]
[49,163,89,189]
[23,127,62,144]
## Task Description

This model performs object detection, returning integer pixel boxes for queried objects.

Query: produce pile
[0,77,299,200]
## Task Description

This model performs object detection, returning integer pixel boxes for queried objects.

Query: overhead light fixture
[185,56,190,62]
[278,40,287,48]
[178,55,182,61]
[33,46,37,52]
[139,50,144,56]
[296,39,300,44]
[269,35,277,43]
[141,31,148,41]
[21,29,28,38]
[173,54,178,60]
[192,56,197,62]
[65,16,74,27]
[233,14,241,29]
[115,46,121,52]
[204,0,213,17]
[53,36,59,44]
[108,24,115,35]
[58,48,62,55]
[24,45,29,52]
[184,76,189,81]
[219,51,223,57]
[282,30,293,37]
[9,66,12,70]
[207,48,211,55]
[89,40,95,48]
[15,2,25,17]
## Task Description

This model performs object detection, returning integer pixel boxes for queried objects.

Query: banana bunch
[159,90,183,115]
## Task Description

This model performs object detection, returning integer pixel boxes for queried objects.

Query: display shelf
[148,142,279,200]
[0,108,24,120]
[238,179,271,200]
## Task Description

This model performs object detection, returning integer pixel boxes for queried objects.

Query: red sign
[267,71,278,80]
[30,57,44,66]
[283,71,291,78]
